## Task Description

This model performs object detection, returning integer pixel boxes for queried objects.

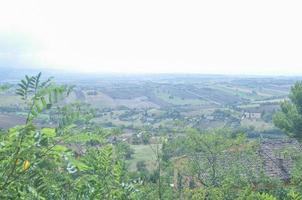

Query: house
[243,112,262,120]
[205,115,214,121]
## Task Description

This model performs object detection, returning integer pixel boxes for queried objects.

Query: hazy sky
[0,0,302,75]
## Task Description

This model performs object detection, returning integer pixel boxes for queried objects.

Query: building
[242,112,262,120]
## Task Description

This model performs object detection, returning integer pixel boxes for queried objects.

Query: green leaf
[69,158,90,171]
[31,109,38,118]
[41,96,47,107]
[41,128,56,137]
[18,83,26,90]
[16,89,25,97]
[52,145,68,152]
[35,102,43,113]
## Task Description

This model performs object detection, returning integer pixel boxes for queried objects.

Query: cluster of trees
[0,84,10,92]
[1,74,302,199]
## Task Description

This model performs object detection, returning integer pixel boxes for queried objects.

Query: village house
[242,112,262,120]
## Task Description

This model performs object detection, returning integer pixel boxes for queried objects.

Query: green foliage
[190,187,224,200]
[0,73,138,199]
[185,129,252,187]
[240,192,277,200]
[136,161,147,172]
[116,142,134,160]
[169,128,287,199]
[0,72,76,198]
[288,190,302,200]
[141,131,151,144]
[73,145,137,199]
[0,84,10,92]
[0,123,71,199]
[50,102,95,127]
[274,81,302,141]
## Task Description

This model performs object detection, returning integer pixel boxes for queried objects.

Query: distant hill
[0,66,42,81]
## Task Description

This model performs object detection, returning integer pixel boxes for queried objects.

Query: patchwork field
[0,94,23,107]
[0,114,25,129]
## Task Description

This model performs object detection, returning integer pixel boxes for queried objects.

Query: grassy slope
[127,144,160,172]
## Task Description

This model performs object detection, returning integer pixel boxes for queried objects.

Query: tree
[274,82,302,142]
[0,73,74,198]
[149,139,166,200]
[0,73,138,199]
[116,142,134,160]
[136,161,147,172]
[141,131,151,144]
[185,129,252,188]
[73,146,137,199]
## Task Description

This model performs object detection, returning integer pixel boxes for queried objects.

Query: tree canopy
[274,81,302,142]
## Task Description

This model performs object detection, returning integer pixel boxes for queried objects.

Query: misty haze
[1,1,302,199]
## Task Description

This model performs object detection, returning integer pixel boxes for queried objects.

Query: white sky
[0,0,302,75]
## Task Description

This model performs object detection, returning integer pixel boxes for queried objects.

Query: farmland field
[0,113,25,129]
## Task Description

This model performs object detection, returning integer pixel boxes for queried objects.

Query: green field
[241,119,274,131]
[127,144,160,172]
[154,91,208,106]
